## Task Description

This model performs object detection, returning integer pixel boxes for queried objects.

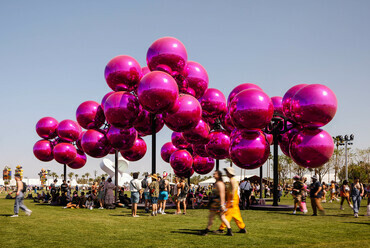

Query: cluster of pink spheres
[33,37,338,176]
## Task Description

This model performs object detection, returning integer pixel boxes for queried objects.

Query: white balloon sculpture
[100,156,132,186]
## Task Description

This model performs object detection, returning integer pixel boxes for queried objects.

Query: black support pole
[63,164,67,182]
[272,128,279,206]
[151,114,156,175]
[115,149,118,203]
[216,159,219,171]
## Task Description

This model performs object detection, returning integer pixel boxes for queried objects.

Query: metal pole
[345,141,348,181]
[63,164,66,182]
[259,165,263,200]
[273,128,279,206]
[115,149,118,203]
[216,159,219,170]
[152,114,156,175]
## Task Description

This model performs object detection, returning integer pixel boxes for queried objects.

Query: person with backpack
[141,173,151,213]
[10,173,32,217]
[158,172,170,214]
[177,177,189,215]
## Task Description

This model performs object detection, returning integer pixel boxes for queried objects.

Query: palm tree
[93,170,98,179]
[68,172,74,181]
[85,173,90,183]
[82,175,86,184]
[61,174,64,180]
[75,174,78,182]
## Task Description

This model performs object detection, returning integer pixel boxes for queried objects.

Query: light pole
[336,134,354,181]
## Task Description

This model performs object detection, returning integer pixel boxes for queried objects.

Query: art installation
[33,36,337,191]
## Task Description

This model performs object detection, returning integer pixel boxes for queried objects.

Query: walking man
[216,167,246,234]
[11,173,32,217]
[239,178,251,210]
[309,175,325,216]
[130,172,142,217]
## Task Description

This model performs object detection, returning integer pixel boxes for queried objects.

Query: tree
[51,172,57,180]
[75,174,78,182]
[85,173,90,183]
[338,162,369,184]
[89,178,94,184]
[82,175,86,184]
[224,158,233,167]
[278,155,291,184]
[94,170,98,179]
[61,174,64,180]
[68,172,74,181]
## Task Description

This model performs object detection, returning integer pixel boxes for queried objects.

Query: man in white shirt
[239,178,252,210]
[130,172,142,217]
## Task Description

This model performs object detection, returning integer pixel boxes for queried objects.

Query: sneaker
[161,212,166,215]
[158,209,162,214]
[312,214,317,216]
[336,198,340,202]
[133,215,140,218]
[226,228,234,236]
[25,210,32,216]
[238,228,247,234]
[292,210,296,215]
[354,213,359,218]
[200,229,209,236]
[322,200,326,203]
[340,206,344,210]
[10,215,18,217]
[63,207,67,209]
[303,210,308,214]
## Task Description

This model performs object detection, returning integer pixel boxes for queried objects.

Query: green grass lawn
[0,193,369,248]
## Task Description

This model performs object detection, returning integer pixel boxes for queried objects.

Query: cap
[311,175,318,180]
[224,167,235,176]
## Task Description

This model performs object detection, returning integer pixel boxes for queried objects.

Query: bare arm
[217,182,226,206]
[315,186,322,196]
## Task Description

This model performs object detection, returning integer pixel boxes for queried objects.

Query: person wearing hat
[216,167,246,234]
[309,175,325,216]
[149,174,160,216]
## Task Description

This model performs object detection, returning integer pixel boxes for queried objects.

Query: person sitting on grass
[64,191,79,209]
[86,196,94,210]
[78,192,87,208]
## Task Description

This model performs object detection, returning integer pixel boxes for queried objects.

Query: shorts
[159,191,169,201]
[178,194,186,202]
[143,192,151,200]
[294,195,302,203]
[131,192,140,204]
[98,192,105,200]
[151,197,158,204]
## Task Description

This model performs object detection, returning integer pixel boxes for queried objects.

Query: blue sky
[1,1,369,178]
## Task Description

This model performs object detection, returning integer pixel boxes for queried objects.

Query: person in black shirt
[309,175,325,216]
[78,192,87,208]
[61,180,68,195]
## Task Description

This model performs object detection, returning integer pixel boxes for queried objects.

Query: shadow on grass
[0,214,13,217]
[171,228,203,236]
[343,222,370,225]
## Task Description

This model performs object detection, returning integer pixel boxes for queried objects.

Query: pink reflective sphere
[133,109,164,135]
[183,61,209,99]
[279,128,299,156]
[230,130,270,170]
[81,129,111,158]
[183,119,210,144]
[229,89,274,130]
[67,149,87,169]
[290,128,334,168]
[290,84,337,128]
[120,137,147,161]
[76,131,86,151]
[221,113,235,133]
[206,131,230,159]
[227,83,263,106]
[271,96,283,116]
[33,140,54,162]
[106,126,137,150]
[137,71,179,114]
[57,119,81,142]
[265,133,273,145]
[164,94,202,132]
[282,84,308,118]
[36,117,59,140]
[174,168,194,178]
[193,156,215,175]
[160,142,178,163]
[192,144,209,157]
[103,91,140,129]
[101,91,115,112]
[104,55,142,92]
[147,37,187,76]
[200,88,227,118]
[53,143,77,164]
[170,149,193,173]
[171,132,190,149]
[76,101,105,129]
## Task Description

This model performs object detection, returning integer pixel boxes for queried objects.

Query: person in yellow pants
[216,167,246,234]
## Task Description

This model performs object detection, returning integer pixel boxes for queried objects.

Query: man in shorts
[130,172,142,217]
[141,173,151,213]
[98,177,106,209]
[158,172,170,214]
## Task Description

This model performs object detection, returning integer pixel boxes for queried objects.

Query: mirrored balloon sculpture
[34,36,337,182]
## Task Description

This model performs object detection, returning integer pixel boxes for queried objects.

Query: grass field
[0,193,369,248]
